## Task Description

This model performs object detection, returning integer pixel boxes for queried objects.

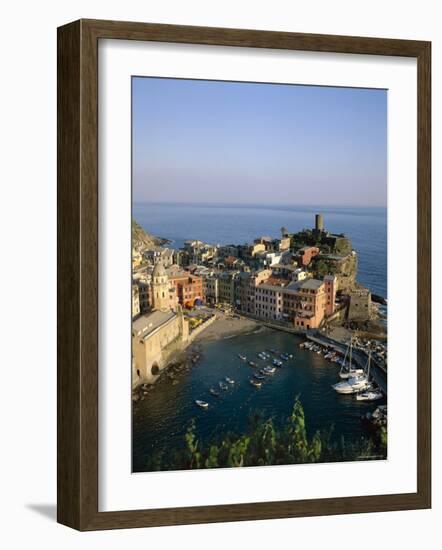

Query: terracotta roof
[225,255,238,264]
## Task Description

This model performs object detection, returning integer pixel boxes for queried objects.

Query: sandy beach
[193,313,263,342]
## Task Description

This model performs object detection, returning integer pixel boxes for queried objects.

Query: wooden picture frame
[57,19,431,530]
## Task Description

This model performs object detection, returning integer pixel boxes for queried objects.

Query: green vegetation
[315,259,329,278]
[142,397,387,471]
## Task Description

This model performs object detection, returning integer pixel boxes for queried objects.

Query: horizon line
[132,200,387,209]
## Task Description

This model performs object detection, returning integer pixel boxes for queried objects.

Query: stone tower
[315,214,324,232]
[151,261,169,311]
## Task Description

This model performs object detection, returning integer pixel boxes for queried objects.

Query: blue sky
[132,77,387,207]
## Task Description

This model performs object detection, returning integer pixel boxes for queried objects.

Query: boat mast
[349,337,353,371]
[340,339,350,375]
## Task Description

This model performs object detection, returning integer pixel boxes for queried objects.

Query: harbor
[305,333,387,394]
[132,326,387,472]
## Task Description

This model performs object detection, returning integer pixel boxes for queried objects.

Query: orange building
[324,274,337,316]
[292,279,326,329]
[169,272,204,308]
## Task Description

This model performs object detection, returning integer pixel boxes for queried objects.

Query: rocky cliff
[132,220,170,251]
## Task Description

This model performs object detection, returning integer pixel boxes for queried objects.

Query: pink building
[292,279,326,329]
[324,275,337,316]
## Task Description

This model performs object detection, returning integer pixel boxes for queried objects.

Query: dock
[306,333,388,395]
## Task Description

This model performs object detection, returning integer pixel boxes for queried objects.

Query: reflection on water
[132,328,386,472]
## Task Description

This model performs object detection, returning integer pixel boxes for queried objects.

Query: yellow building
[250,242,266,257]
[132,309,189,385]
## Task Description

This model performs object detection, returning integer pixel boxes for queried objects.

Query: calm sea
[133,328,387,472]
[133,202,387,298]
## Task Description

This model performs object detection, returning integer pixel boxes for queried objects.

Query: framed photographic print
[57,19,431,530]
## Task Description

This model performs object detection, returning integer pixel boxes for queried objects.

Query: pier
[306,333,387,394]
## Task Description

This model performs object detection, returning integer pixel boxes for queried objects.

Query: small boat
[238,354,247,361]
[219,381,229,391]
[225,377,235,385]
[272,359,283,367]
[253,373,265,380]
[250,378,262,388]
[249,361,258,367]
[195,400,209,409]
[356,390,383,401]
[261,366,276,376]
[209,388,220,397]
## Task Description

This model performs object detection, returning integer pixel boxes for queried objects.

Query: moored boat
[338,337,364,379]
[250,378,262,388]
[209,388,220,397]
[333,375,370,394]
[339,368,364,379]
[261,366,276,376]
[333,351,373,394]
[195,399,209,409]
[356,390,383,401]
[225,376,235,385]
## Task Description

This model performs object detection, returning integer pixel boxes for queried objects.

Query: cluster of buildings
[132,214,373,385]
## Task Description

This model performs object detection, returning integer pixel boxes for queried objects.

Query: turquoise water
[133,202,387,298]
[132,328,386,472]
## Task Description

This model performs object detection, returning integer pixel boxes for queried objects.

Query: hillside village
[131,214,386,386]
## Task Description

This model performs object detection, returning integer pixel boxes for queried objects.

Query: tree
[227,435,250,467]
[284,397,309,463]
[315,259,329,278]
[205,445,219,468]
[309,431,322,462]
[184,420,201,469]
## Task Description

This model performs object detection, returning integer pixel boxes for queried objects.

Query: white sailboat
[333,351,372,395]
[338,337,364,379]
